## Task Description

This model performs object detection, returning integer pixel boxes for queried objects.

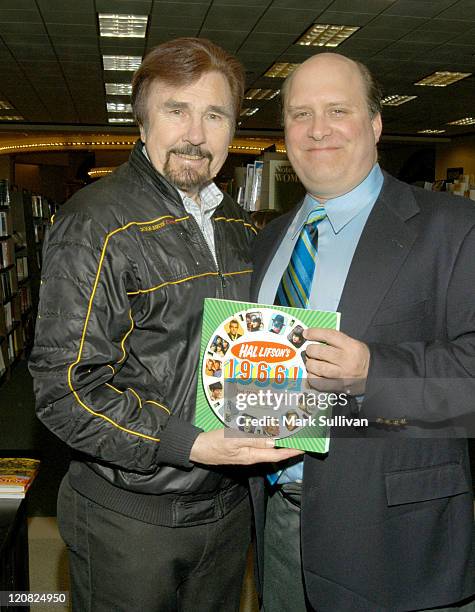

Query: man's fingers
[244,447,304,464]
[303,327,348,347]
[305,342,340,364]
[306,358,340,379]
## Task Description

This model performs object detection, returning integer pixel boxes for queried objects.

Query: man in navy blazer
[251,53,475,612]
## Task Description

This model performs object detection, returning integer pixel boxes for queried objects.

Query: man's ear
[139,125,146,142]
[372,113,382,144]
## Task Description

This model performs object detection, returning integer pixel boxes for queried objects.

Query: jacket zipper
[180,215,226,298]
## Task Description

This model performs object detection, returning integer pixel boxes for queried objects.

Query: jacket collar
[128,139,185,216]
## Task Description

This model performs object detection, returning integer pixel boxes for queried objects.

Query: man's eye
[171,109,182,116]
[331,108,346,116]
[207,113,220,121]
[294,111,310,120]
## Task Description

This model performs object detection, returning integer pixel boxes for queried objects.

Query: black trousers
[57,476,251,612]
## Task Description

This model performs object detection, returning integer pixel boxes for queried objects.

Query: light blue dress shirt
[258,164,384,482]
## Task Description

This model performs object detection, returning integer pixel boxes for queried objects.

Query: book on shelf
[1,240,12,268]
[16,255,28,281]
[4,300,12,328]
[0,457,40,498]
[0,345,6,376]
[0,211,8,237]
[0,179,11,208]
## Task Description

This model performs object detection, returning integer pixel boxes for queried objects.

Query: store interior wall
[1,133,475,204]
[436,134,475,180]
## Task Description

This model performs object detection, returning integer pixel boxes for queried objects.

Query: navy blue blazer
[250,172,475,611]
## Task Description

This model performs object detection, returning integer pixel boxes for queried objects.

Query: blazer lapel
[338,174,420,339]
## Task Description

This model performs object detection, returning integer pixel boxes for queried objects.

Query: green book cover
[195,298,341,453]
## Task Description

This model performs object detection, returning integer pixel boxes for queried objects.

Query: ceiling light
[414,71,471,87]
[297,23,359,47]
[105,83,133,96]
[107,102,132,113]
[0,115,24,121]
[418,129,446,134]
[108,117,135,123]
[447,117,475,126]
[98,14,148,38]
[240,108,259,117]
[0,101,13,110]
[245,88,280,100]
[381,95,417,106]
[264,63,300,78]
[103,55,142,71]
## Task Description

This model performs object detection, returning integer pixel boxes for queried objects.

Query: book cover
[0,457,40,498]
[195,298,341,453]
[267,159,305,213]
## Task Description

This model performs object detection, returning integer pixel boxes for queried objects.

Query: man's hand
[189,429,303,466]
[303,328,370,395]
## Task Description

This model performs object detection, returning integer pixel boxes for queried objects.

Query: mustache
[168,144,212,160]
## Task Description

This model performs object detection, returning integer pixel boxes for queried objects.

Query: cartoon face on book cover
[196,299,341,453]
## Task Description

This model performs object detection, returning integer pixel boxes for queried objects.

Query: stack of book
[0,457,40,499]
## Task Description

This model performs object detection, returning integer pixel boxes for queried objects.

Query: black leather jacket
[29,141,256,522]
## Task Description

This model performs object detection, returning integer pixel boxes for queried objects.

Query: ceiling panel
[436,0,475,20]
[0,0,472,136]
[328,0,397,12]
[203,5,266,30]
[383,0,457,17]
[0,9,42,23]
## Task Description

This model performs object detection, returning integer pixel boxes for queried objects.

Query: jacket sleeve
[363,223,475,429]
[29,211,202,472]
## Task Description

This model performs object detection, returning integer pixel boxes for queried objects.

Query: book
[0,457,40,498]
[195,298,341,453]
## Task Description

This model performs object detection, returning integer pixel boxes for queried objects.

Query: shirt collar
[291,164,384,238]
[177,183,223,215]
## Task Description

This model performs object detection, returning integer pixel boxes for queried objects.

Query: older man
[29,38,298,612]
[252,53,475,611]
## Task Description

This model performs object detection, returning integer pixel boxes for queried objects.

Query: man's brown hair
[132,38,245,129]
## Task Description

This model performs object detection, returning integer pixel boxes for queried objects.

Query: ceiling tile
[416,19,470,32]
[95,0,152,12]
[46,24,97,37]
[401,29,456,44]
[436,0,475,20]
[271,0,329,8]
[150,14,205,28]
[37,0,94,12]
[41,11,96,25]
[239,33,296,54]
[383,0,457,17]
[370,14,426,29]
[0,23,47,35]
[326,0,397,13]
[0,0,37,8]
[0,9,42,23]
[151,2,209,17]
[146,27,199,45]
[203,5,265,30]
[314,11,376,26]
[212,0,264,5]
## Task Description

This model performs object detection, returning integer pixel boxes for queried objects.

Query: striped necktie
[275,206,327,308]
[266,206,326,487]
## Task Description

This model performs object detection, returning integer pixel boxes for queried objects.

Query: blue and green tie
[266,206,326,487]
[275,206,327,308]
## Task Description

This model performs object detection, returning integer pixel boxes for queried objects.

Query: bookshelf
[235,152,305,213]
[0,181,57,384]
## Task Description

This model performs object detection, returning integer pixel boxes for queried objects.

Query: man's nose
[307,114,332,141]
[184,115,206,145]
